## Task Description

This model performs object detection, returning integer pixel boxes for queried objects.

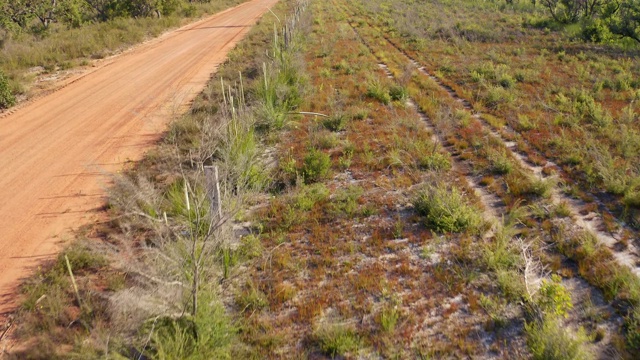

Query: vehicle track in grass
[334,4,634,355]
[338,2,640,277]
[348,23,506,228]
[0,0,279,326]
[336,9,632,357]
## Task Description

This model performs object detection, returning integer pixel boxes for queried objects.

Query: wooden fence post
[204,166,222,220]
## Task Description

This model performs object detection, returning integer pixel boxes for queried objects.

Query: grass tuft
[414,182,482,233]
[302,148,331,183]
[313,323,361,357]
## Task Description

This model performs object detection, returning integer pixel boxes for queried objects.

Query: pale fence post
[204,166,222,220]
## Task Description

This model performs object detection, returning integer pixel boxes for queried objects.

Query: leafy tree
[2,0,35,28]
[31,0,60,29]
[606,0,640,43]
[540,0,583,23]
[57,0,86,28]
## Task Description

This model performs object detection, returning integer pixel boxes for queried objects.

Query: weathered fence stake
[204,166,222,220]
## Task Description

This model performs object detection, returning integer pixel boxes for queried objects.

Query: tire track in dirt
[395,47,640,276]
[0,0,279,325]
[338,7,629,355]
[343,13,505,230]
[344,11,640,276]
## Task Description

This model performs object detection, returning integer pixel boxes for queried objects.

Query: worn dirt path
[0,0,278,324]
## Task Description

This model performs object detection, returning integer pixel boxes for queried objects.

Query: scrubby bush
[414,183,482,233]
[301,148,331,183]
[536,275,573,318]
[0,71,15,109]
[624,184,640,208]
[294,183,330,210]
[498,74,516,89]
[625,306,640,350]
[483,85,514,109]
[366,80,391,105]
[313,323,361,357]
[322,114,348,131]
[525,315,592,360]
[506,172,554,198]
[419,152,452,171]
[581,18,613,43]
[389,85,408,101]
[488,150,513,175]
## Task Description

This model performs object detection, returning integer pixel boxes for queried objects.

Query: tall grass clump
[414,182,482,233]
[256,15,306,130]
[525,315,592,360]
[366,79,391,105]
[313,323,361,357]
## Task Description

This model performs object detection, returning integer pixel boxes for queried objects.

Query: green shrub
[389,85,408,101]
[624,306,640,351]
[418,152,452,171]
[536,275,573,318]
[313,323,361,357]
[60,243,108,272]
[301,148,331,183]
[574,91,611,127]
[294,183,330,210]
[483,85,514,109]
[483,224,521,272]
[322,114,348,132]
[0,71,15,109]
[366,80,391,105]
[498,74,516,89]
[497,269,526,301]
[525,316,592,360]
[314,131,339,149]
[488,150,513,175]
[329,185,364,217]
[506,172,554,198]
[414,183,482,233]
[236,281,268,311]
[625,188,640,209]
[147,295,235,360]
[581,18,612,43]
[516,114,535,131]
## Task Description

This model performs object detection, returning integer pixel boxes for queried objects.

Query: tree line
[0,0,211,32]
[510,0,640,43]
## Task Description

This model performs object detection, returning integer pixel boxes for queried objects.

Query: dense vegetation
[0,0,209,31]
[529,0,640,44]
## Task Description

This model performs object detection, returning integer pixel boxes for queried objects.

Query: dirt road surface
[0,0,278,326]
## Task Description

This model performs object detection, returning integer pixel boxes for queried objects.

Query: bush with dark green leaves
[414,182,482,233]
[302,148,331,183]
[0,71,15,109]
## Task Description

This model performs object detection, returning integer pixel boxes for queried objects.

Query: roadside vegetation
[4,0,640,358]
[0,0,246,109]
[4,0,305,358]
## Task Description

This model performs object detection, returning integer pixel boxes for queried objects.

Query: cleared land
[0,0,277,323]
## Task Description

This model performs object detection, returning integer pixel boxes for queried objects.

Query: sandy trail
[0,0,278,324]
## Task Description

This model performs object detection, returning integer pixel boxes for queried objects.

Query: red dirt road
[0,0,278,324]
